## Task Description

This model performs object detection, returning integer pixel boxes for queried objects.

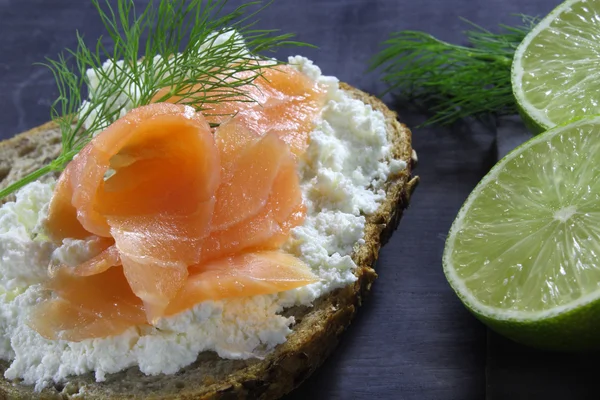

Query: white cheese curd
[0,55,406,390]
[0,182,55,290]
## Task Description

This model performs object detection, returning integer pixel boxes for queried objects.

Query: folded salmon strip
[217,65,326,156]
[30,266,147,341]
[45,166,94,242]
[165,250,317,316]
[45,103,220,321]
[201,131,306,261]
[210,127,285,230]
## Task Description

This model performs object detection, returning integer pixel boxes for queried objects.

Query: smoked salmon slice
[200,131,305,261]
[35,63,324,341]
[154,63,326,156]
[205,64,326,157]
[165,250,317,316]
[30,266,146,341]
[45,167,94,242]
[45,103,220,321]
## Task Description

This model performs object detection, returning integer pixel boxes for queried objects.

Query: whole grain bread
[0,83,418,399]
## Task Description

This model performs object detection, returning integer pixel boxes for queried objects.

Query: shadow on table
[487,331,600,400]
[281,280,379,400]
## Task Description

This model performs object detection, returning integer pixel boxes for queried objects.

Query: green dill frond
[0,0,310,200]
[370,14,538,127]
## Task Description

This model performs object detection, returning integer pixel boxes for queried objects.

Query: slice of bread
[0,83,418,399]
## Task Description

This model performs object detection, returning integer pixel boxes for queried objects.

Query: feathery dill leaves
[370,15,538,126]
[0,0,308,199]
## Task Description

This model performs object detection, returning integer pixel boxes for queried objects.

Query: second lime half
[444,116,600,350]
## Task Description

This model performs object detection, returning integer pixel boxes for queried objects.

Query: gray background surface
[3,0,596,399]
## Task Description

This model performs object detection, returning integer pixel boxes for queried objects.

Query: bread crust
[0,84,418,399]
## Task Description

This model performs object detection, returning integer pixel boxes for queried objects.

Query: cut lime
[512,0,600,132]
[443,116,600,351]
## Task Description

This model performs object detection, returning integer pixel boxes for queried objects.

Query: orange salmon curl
[32,74,325,341]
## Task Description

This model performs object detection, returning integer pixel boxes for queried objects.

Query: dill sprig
[0,0,308,200]
[370,15,539,126]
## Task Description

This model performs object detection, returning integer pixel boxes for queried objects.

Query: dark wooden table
[4,1,596,399]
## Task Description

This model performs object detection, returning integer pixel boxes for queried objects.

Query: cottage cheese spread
[0,56,405,390]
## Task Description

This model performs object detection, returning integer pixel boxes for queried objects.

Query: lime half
[512,0,600,132]
[443,116,600,351]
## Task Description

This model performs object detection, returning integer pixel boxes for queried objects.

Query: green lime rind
[450,262,600,350]
[511,0,575,130]
[515,102,545,136]
[476,299,600,351]
[443,115,600,351]
[516,101,600,137]
[512,0,600,132]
